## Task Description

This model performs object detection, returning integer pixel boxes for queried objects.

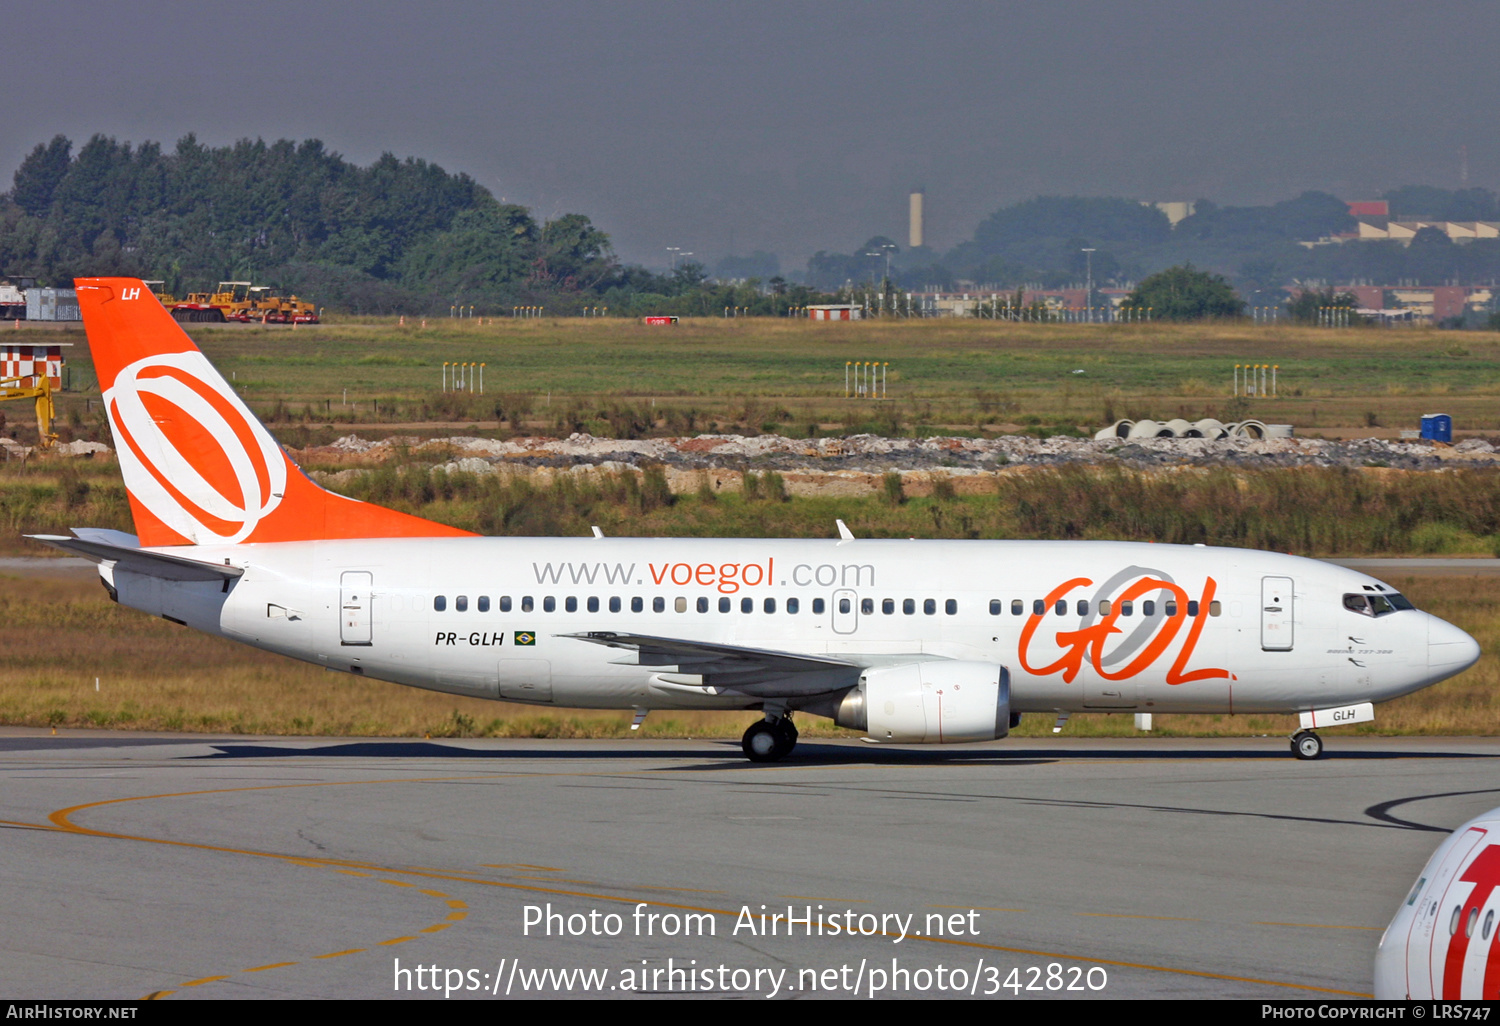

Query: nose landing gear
[1290,730,1324,760]
[742,715,799,762]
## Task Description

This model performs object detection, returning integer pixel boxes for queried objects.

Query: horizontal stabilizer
[28,533,244,582]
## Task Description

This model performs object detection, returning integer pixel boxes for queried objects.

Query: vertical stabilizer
[76,277,475,546]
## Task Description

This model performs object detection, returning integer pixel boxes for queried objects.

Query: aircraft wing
[559,631,862,697]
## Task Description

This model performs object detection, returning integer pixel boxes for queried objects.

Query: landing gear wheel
[1291,730,1323,760]
[742,721,786,763]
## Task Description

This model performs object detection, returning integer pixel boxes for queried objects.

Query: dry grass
[0,572,1491,741]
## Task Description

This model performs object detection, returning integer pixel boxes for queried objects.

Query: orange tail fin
[76,277,475,546]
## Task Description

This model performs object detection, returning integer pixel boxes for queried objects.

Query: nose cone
[1428,615,1481,676]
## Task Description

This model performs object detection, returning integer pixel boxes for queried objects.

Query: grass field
[16,316,1500,443]
[0,569,1492,741]
[9,458,1500,558]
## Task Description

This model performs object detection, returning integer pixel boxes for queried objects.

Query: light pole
[667,247,681,271]
[1082,248,1096,322]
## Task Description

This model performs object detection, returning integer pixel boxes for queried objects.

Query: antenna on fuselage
[836,519,855,542]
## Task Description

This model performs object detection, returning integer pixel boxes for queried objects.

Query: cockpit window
[1344,592,1412,617]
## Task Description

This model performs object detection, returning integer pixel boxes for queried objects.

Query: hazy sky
[5,1,1497,268]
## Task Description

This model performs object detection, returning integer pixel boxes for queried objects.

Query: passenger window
[861,598,874,615]
[587,597,599,613]
[1120,601,1133,616]
[787,598,800,614]
[742,597,753,613]
[566,597,578,613]
[1209,601,1222,616]
[924,599,936,615]
[883,599,895,615]
[990,600,1001,616]
[839,598,851,614]
[631,597,643,613]
[455,595,468,612]
[500,596,512,613]
[812,598,826,614]
[543,596,555,612]
[521,596,533,612]
[434,595,447,612]
[1012,600,1023,615]
[904,599,916,615]
[1142,600,1154,616]
[1033,599,1045,615]
[1054,600,1067,615]
[1099,599,1111,616]
[1188,600,1200,616]
[652,597,664,613]
[719,597,731,613]
[764,598,776,613]
[945,599,957,615]
[478,596,490,613]
[1164,600,1176,616]
[674,597,687,613]
[1485,909,1495,940]
[1076,600,1089,616]
[609,597,622,613]
[697,597,709,613]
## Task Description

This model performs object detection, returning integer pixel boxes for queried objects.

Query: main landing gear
[1290,730,1324,761]
[742,716,798,763]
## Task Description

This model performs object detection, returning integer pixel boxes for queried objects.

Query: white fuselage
[105,537,1478,720]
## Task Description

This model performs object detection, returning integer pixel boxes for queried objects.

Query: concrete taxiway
[3,732,1498,1000]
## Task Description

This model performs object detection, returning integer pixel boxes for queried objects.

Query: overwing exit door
[832,589,858,634]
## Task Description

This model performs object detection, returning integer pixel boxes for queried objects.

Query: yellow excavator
[0,374,56,449]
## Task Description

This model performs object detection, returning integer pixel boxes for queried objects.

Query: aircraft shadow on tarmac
[192,739,1500,768]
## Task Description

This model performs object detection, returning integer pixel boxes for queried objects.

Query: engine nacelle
[835,661,1010,744]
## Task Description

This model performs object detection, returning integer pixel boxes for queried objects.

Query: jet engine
[834,661,1011,743]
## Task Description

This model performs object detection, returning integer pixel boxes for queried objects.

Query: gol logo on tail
[1018,574,1231,685]
[105,352,287,544]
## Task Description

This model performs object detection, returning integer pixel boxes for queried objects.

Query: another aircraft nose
[1428,615,1481,675]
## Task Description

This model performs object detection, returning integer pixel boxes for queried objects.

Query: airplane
[30,277,1481,763]
[1375,804,1500,998]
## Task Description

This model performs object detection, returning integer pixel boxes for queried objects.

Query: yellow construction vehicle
[247,287,320,324]
[0,373,56,449]
[169,281,254,322]
[143,280,180,306]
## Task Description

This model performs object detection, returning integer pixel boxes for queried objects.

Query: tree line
[0,133,835,316]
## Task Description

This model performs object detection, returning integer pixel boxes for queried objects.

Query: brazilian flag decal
[514,631,536,646]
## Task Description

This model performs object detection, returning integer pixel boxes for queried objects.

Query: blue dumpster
[1420,414,1453,442]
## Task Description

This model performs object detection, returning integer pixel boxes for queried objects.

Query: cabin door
[1261,576,1294,651]
[340,571,373,646]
